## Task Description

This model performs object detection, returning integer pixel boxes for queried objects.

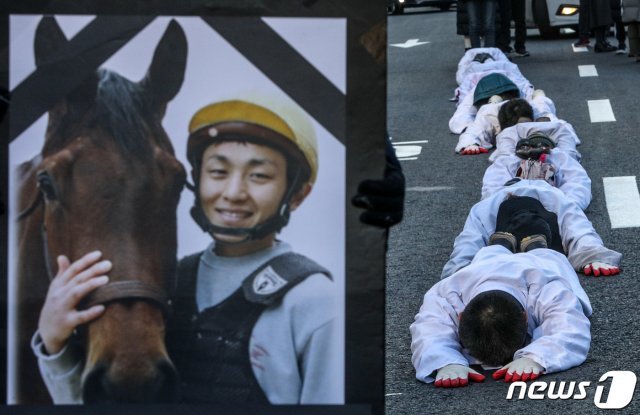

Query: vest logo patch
[253,266,288,295]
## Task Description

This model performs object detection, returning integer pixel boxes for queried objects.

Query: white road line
[399,157,418,161]
[572,44,589,53]
[578,65,598,77]
[393,140,429,145]
[385,393,403,396]
[603,176,640,228]
[407,186,454,192]
[588,99,616,122]
[394,145,422,158]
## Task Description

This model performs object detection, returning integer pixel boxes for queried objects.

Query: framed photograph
[0,2,386,414]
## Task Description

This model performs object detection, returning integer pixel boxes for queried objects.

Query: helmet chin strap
[188,168,301,243]
[189,203,290,243]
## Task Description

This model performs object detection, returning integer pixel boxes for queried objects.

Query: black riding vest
[167,251,331,404]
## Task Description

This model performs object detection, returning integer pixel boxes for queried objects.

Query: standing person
[611,0,627,53]
[496,0,513,53]
[591,0,617,51]
[510,0,529,56]
[574,0,592,46]
[465,0,498,48]
[31,96,344,404]
[622,0,640,59]
[497,0,529,56]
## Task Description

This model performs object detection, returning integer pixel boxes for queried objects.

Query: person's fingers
[71,260,112,285]
[530,373,539,380]
[505,371,513,382]
[68,304,106,327]
[59,251,103,283]
[610,267,620,275]
[56,255,70,276]
[66,275,109,308]
[511,372,522,382]
[583,264,592,276]
[479,147,489,153]
[435,378,443,387]
[443,378,451,388]
[493,368,507,380]
[468,372,486,382]
[600,267,611,276]
[593,267,601,277]
[521,371,531,382]
[459,377,469,387]
[451,378,460,388]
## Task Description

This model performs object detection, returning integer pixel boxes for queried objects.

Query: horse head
[17,17,188,403]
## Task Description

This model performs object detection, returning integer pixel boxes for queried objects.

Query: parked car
[525,0,579,38]
[387,0,457,14]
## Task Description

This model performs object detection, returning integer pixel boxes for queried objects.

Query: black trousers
[496,0,527,51]
[511,0,526,50]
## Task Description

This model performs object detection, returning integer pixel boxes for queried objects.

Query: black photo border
[0,1,387,415]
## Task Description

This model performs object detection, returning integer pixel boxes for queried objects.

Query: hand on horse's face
[38,251,111,355]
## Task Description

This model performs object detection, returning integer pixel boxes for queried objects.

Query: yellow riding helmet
[187,97,318,184]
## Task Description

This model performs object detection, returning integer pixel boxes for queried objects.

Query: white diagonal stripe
[588,99,616,122]
[603,176,640,228]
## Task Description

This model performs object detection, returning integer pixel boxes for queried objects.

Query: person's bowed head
[434,290,544,388]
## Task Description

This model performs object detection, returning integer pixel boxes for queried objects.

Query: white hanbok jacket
[441,180,622,279]
[454,96,557,153]
[481,149,592,210]
[455,48,512,85]
[490,120,582,162]
[411,245,592,383]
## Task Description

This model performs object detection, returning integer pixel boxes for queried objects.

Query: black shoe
[514,49,530,57]
[594,42,617,52]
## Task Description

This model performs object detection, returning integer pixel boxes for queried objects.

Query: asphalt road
[385,7,640,414]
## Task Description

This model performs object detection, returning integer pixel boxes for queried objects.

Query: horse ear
[34,16,68,68]
[141,20,188,109]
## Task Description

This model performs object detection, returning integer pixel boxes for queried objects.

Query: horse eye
[37,171,58,201]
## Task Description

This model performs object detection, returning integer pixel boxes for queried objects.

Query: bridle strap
[78,280,170,313]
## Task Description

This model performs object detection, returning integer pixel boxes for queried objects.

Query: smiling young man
[31,97,343,404]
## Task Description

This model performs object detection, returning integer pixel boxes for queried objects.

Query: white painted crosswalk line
[393,145,422,158]
[578,65,598,77]
[572,43,589,52]
[393,140,429,145]
[603,176,640,228]
[588,99,616,122]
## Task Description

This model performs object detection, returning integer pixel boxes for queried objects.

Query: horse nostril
[82,364,109,403]
[82,360,179,403]
[157,359,181,402]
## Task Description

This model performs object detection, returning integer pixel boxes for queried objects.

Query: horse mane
[94,68,155,158]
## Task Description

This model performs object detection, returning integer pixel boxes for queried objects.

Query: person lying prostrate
[441,180,621,279]
[411,243,592,388]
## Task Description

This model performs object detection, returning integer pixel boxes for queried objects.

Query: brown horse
[15,17,187,403]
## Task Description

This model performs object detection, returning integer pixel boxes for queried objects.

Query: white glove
[492,357,544,382]
[435,364,485,388]
[532,89,546,100]
[583,261,620,277]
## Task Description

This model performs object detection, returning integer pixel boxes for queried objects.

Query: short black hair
[458,290,527,366]
[498,98,534,130]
